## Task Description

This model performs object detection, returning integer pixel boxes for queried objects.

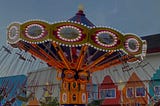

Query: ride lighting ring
[57,25,82,42]
[8,23,20,44]
[82,93,86,103]
[95,31,118,48]
[62,93,67,103]
[125,38,140,53]
[25,24,46,39]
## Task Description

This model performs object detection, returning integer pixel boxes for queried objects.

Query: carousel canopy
[7,8,147,75]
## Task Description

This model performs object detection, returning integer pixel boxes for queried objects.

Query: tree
[87,99,104,106]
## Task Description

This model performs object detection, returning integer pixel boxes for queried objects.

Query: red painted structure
[98,75,121,106]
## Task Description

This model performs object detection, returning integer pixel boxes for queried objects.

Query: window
[88,92,98,100]
[100,90,106,99]
[87,84,98,100]
[135,103,140,106]
[127,87,134,98]
[136,87,145,97]
[154,86,160,96]
[92,92,98,100]
[100,88,116,98]
[106,89,116,98]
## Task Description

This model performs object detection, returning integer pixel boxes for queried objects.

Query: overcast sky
[0,0,160,45]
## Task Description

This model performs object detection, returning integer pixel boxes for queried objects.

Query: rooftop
[68,7,95,27]
[141,34,160,54]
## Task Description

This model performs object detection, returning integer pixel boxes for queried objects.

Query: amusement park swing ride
[5,6,153,106]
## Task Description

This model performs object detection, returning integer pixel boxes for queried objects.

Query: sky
[0,0,160,45]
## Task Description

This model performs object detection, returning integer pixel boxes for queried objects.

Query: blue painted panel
[87,84,98,101]
[0,75,26,105]
[149,67,160,98]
